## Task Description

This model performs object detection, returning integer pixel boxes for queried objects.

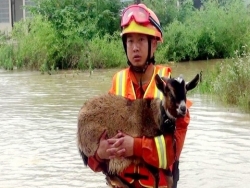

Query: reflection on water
[0,63,249,188]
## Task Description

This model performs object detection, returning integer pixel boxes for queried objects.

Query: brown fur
[77,94,162,173]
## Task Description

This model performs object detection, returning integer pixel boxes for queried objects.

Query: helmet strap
[122,36,155,73]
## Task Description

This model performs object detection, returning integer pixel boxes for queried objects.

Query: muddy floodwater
[0,61,249,188]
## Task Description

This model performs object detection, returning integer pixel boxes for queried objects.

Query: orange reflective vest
[87,65,191,187]
[109,65,171,187]
[110,65,171,100]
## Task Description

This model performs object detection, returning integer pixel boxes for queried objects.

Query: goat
[77,73,200,188]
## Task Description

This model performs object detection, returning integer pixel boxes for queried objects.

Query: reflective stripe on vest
[115,70,126,96]
[154,135,167,169]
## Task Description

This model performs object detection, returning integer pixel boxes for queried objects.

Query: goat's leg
[167,175,173,188]
[163,169,174,188]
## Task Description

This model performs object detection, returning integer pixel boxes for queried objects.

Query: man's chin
[131,61,145,67]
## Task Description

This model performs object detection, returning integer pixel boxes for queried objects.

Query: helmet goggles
[121,5,163,37]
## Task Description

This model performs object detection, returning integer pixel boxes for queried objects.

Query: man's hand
[107,131,134,158]
[96,130,125,160]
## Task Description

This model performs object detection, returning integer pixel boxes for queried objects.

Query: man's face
[126,33,156,67]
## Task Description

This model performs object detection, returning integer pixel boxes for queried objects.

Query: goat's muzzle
[177,100,187,116]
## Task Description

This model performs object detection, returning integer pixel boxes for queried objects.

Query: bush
[11,15,59,72]
[198,51,250,112]
[0,44,14,70]
[84,32,126,69]
[163,19,200,61]
[161,0,250,61]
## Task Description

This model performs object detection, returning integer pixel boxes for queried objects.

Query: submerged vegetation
[198,50,250,112]
[0,0,249,112]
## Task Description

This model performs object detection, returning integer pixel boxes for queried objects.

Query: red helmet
[120,4,163,42]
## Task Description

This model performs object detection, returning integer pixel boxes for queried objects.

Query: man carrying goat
[79,3,199,188]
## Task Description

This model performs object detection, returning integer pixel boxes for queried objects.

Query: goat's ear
[186,74,200,91]
[155,74,165,92]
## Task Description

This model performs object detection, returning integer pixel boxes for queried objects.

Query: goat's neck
[165,109,177,121]
[161,99,177,121]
